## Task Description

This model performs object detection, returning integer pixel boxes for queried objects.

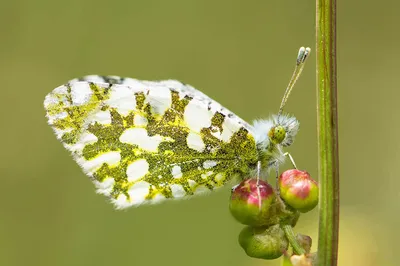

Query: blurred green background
[1,0,398,265]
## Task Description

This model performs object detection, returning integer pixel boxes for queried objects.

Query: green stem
[282,224,305,255]
[316,0,340,264]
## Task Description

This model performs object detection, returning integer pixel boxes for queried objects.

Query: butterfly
[44,47,310,209]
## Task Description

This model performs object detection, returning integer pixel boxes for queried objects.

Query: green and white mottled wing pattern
[44,75,259,209]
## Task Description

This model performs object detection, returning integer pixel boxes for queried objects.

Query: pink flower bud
[229,179,275,226]
[279,169,319,213]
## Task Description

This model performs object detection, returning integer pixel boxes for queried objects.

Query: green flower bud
[296,234,312,254]
[229,179,275,226]
[279,169,319,213]
[238,225,288,260]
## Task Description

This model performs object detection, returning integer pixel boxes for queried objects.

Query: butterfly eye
[268,125,286,144]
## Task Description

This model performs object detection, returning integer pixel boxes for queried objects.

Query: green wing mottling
[45,77,259,208]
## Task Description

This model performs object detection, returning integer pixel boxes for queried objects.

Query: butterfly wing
[44,75,259,209]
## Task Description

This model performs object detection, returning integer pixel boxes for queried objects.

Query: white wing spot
[44,85,68,108]
[95,178,115,196]
[211,118,242,142]
[105,85,136,116]
[221,118,242,141]
[203,160,217,169]
[201,171,214,179]
[152,193,166,204]
[120,128,169,152]
[188,179,197,188]
[79,75,106,83]
[80,151,121,173]
[186,132,205,152]
[70,82,93,106]
[113,194,129,209]
[170,184,186,198]
[53,84,68,94]
[126,159,149,182]
[147,87,172,115]
[171,165,183,179]
[134,114,148,126]
[47,111,68,124]
[215,173,225,182]
[127,181,151,205]
[184,101,213,132]
[87,110,112,125]
[69,132,98,152]
[52,128,67,139]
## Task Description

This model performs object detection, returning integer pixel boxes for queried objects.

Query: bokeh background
[1,0,398,265]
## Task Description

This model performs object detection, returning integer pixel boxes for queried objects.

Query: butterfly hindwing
[44,76,259,208]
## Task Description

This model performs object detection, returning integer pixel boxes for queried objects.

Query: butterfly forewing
[44,76,259,209]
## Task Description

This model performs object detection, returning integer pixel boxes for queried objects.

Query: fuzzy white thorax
[252,118,274,151]
[274,114,300,147]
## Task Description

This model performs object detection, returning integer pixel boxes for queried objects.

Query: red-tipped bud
[229,179,275,226]
[279,169,319,213]
[238,225,288,260]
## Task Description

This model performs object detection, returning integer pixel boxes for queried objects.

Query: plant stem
[316,0,339,264]
[282,224,305,255]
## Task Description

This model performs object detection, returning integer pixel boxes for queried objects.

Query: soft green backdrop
[1,0,397,265]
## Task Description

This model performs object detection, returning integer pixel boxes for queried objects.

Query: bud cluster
[229,169,318,260]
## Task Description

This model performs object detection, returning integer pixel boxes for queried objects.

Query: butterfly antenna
[278,47,311,116]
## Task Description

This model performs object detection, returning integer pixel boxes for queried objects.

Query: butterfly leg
[275,153,298,194]
[274,162,280,194]
[256,161,262,185]
[283,152,298,169]
[256,160,262,210]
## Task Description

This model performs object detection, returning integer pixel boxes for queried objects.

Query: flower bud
[279,169,319,213]
[238,224,288,260]
[296,234,312,254]
[229,179,275,226]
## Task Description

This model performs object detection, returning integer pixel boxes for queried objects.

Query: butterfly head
[252,114,299,152]
[269,114,299,147]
